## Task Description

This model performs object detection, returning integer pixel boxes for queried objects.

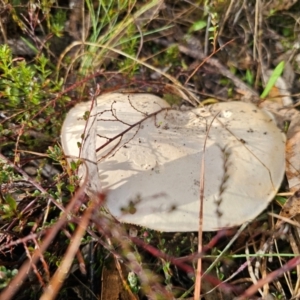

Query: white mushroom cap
[61,93,286,232]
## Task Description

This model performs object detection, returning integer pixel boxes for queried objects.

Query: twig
[95,107,171,153]
[184,39,235,86]
[194,111,220,299]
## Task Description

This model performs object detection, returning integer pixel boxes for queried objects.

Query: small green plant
[0,43,70,152]
[0,45,65,110]
[128,271,140,293]
[0,194,18,220]
[260,61,285,99]
[0,266,18,289]
[0,45,42,107]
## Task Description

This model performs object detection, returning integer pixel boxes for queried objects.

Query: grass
[0,0,300,299]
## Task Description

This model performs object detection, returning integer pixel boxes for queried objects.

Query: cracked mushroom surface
[61,93,286,232]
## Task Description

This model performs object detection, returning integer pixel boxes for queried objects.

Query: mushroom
[61,93,286,232]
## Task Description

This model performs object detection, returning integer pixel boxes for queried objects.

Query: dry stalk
[246,242,263,297]
[33,238,50,282]
[184,38,235,86]
[194,111,220,300]
[23,241,46,288]
[63,228,87,275]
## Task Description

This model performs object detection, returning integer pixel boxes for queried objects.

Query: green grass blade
[260,61,285,99]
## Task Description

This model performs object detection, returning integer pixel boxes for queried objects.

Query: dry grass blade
[57,41,200,106]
